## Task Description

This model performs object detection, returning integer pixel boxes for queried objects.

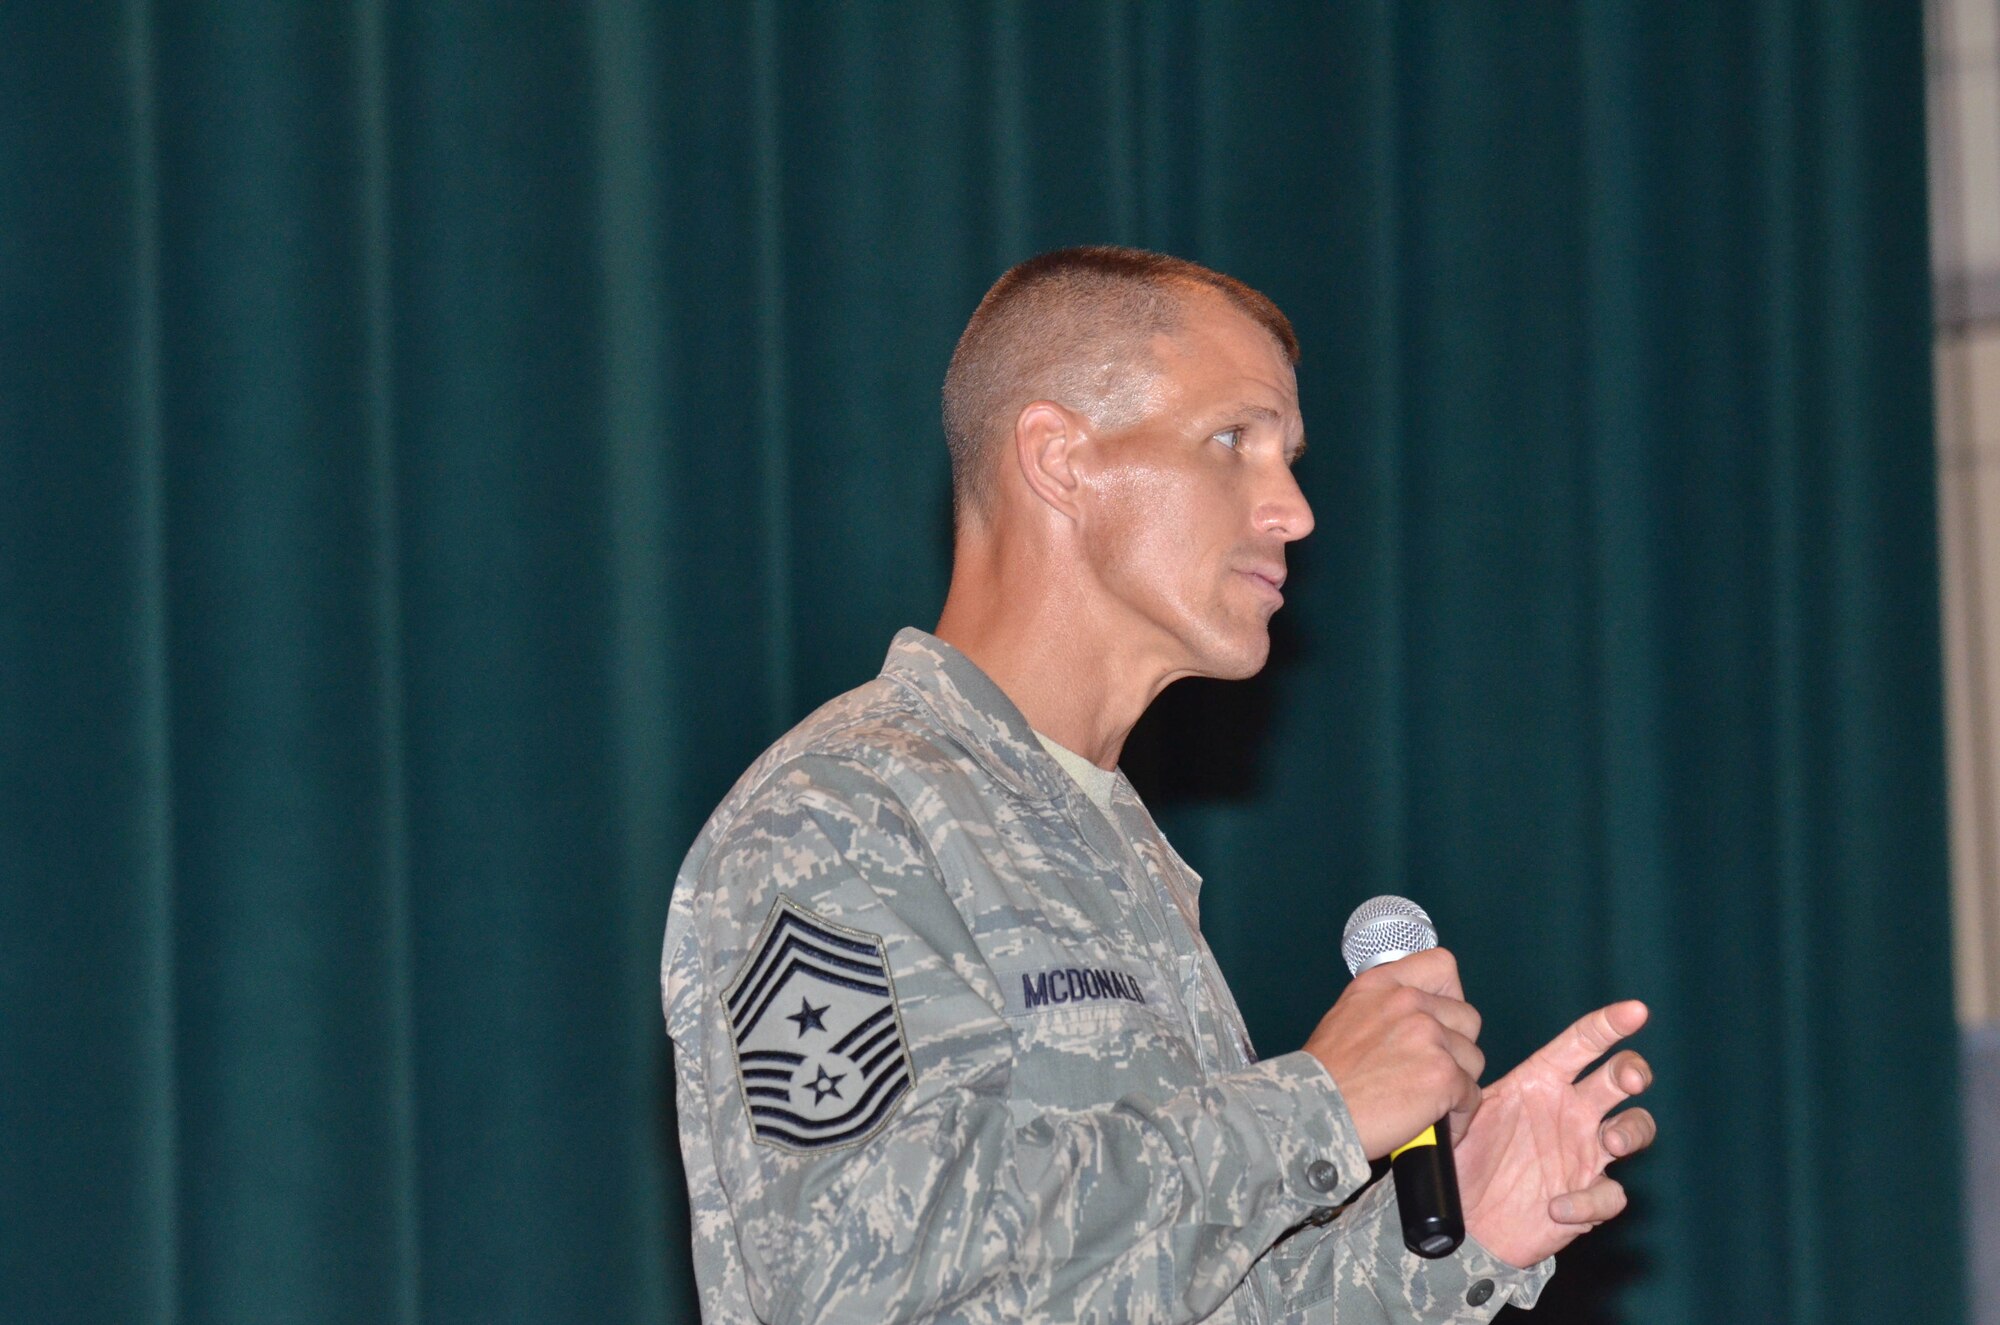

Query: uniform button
[1466,1279,1494,1306]
[1304,1159,1340,1192]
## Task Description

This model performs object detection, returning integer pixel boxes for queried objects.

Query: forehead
[1149,296,1299,408]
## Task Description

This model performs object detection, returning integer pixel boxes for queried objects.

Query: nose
[1256,462,1315,542]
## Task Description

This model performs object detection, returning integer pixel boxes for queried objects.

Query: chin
[1193,629,1271,681]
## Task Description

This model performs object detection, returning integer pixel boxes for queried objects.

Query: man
[662,247,1655,1323]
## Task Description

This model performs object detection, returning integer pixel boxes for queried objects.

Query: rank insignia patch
[723,896,914,1152]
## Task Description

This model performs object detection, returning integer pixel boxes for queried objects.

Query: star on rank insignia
[786,997,829,1036]
[723,895,914,1152]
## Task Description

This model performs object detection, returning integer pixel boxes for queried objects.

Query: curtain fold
[0,4,1956,1322]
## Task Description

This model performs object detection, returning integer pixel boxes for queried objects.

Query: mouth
[1239,567,1287,603]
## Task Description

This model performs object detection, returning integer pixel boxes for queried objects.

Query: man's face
[1074,294,1314,680]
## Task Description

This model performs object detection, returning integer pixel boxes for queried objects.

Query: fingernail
[1552,1197,1576,1222]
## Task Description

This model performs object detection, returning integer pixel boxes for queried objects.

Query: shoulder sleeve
[664,757,1374,1324]
[1261,1178,1556,1322]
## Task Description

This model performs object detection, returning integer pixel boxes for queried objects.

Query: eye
[1212,427,1244,450]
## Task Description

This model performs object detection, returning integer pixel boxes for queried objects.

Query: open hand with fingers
[1454,999,1657,1269]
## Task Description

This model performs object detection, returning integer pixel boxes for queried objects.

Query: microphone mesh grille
[1341,895,1439,976]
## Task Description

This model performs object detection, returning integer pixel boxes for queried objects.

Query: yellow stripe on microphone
[1390,1125,1438,1160]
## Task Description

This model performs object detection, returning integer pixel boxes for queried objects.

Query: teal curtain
[0,3,1957,1322]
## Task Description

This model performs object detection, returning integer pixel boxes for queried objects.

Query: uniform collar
[878,627,1071,802]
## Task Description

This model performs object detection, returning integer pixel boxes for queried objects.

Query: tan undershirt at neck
[1033,730,1118,814]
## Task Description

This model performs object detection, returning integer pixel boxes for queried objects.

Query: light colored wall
[1930,3,2000,1318]
[1930,0,2000,1031]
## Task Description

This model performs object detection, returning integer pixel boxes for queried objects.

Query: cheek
[1083,465,1212,600]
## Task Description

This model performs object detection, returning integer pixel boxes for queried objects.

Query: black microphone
[1341,895,1465,1259]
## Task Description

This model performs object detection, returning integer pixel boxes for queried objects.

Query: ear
[1012,400,1087,520]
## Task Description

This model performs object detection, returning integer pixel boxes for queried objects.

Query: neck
[934,525,1181,769]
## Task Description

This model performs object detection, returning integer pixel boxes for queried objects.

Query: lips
[1239,566,1287,601]
[1243,564,1286,589]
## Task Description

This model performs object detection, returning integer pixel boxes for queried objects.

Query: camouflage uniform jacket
[663,629,1551,1324]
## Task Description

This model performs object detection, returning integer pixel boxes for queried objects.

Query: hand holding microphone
[1341,897,1465,1258]
[1299,896,1477,1257]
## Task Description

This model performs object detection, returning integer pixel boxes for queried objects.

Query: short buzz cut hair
[941,245,1300,520]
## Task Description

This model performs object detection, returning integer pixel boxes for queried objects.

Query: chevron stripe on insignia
[723,895,914,1153]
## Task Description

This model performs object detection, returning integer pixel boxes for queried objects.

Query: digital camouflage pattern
[663,630,1553,1323]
